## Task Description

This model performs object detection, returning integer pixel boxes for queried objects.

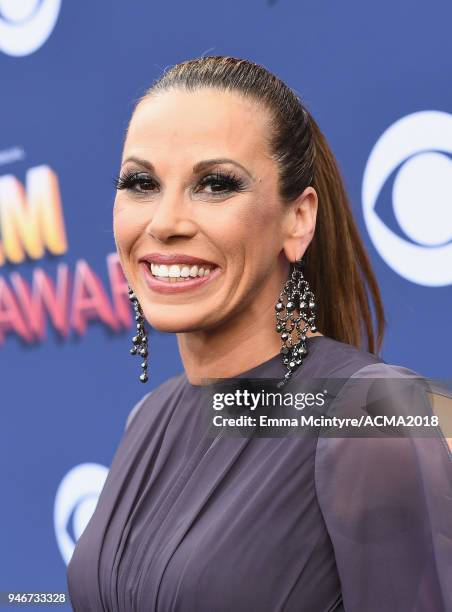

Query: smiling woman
[66,56,452,612]
[112,85,321,359]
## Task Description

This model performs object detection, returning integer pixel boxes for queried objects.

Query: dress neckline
[183,335,327,388]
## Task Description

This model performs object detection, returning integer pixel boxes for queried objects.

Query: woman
[67,56,452,611]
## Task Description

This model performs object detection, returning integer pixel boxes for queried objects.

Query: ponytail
[305,112,386,353]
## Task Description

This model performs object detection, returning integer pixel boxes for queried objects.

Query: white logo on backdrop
[0,0,61,56]
[362,110,452,286]
[54,463,108,565]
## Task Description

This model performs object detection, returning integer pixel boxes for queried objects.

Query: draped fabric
[67,336,452,611]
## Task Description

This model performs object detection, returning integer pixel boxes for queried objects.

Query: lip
[139,252,217,266]
[140,261,222,294]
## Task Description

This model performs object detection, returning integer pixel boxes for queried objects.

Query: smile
[149,262,216,281]
[140,260,221,294]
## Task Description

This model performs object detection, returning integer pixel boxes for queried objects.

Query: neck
[177,299,281,385]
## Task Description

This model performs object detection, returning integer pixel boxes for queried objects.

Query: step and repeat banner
[1,0,451,600]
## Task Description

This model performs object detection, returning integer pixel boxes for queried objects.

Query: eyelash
[112,170,247,196]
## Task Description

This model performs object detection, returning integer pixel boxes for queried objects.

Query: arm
[314,366,452,611]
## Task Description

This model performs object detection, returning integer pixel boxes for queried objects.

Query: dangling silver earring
[128,287,149,383]
[275,257,317,387]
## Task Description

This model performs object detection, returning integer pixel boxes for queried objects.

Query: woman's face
[113,88,316,333]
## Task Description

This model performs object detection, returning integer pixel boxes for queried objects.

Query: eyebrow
[121,156,254,180]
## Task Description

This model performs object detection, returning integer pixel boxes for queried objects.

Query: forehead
[123,88,272,164]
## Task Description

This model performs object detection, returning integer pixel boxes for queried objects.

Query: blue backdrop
[1,0,451,603]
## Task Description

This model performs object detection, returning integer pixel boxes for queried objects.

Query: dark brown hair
[130,56,386,354]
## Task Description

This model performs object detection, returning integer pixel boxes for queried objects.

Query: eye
[113,169,247,197]
[113,171,157,194]
[195,171,247,195]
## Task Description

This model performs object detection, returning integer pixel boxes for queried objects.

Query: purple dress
[67,336,452,611]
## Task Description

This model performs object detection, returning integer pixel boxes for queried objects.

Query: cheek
[239,195,283,256]
[213,197,283,287]
[205,205,256,269]
[113,201,144,253]
[222,193,279,240]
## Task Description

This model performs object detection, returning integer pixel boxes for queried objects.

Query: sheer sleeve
[314,363,452,611]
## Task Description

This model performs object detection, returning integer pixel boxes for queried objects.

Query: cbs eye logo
[362,110,452,287]
[0,0,61,57]
[54,463,108,565]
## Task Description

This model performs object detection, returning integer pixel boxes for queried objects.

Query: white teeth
[156,264,169,277]
[148,261,216,280]
[168,265,180,278]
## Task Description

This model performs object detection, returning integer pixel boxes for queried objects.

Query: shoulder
[124,371,187,432]
[313,355,452,488]
[303,334,444,380]
[297,335,386,379]
[313,358,452,514]
[313,346,438,428]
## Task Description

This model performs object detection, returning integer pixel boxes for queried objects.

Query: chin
[141,309,214,334]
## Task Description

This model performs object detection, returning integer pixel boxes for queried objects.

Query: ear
[282,187,318,262]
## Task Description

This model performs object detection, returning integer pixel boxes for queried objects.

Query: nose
[145,190,196,243]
